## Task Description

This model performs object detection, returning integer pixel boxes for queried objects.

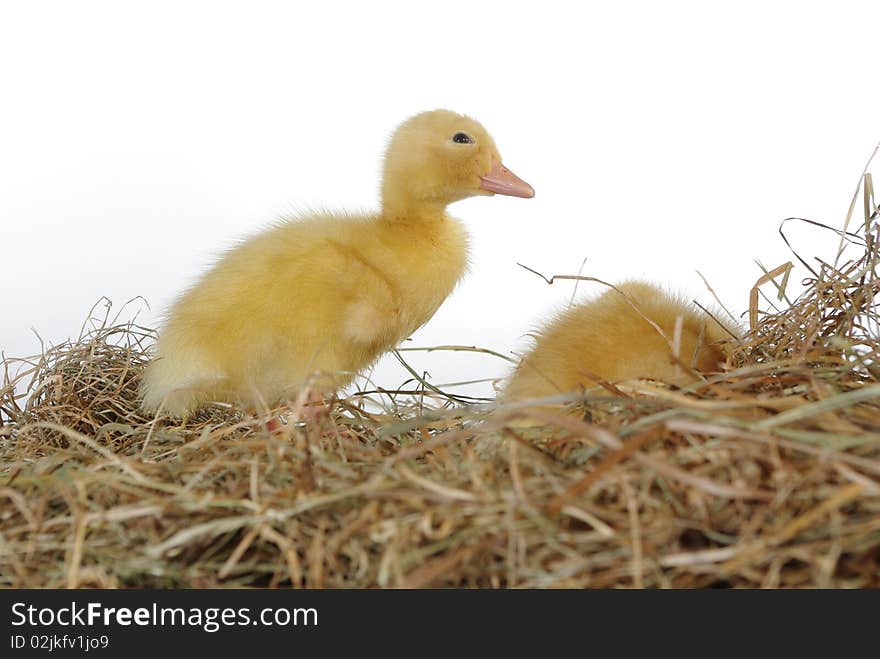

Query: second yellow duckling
[141,109,534,418]
[503,281,734,408]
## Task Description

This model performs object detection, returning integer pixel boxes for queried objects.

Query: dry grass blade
[2,162,879,588]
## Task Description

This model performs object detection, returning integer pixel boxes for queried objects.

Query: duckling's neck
[380,191,449,224]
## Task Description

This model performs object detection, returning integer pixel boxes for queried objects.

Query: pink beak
[479,160,535,198]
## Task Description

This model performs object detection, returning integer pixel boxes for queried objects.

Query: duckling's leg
[246,403,292,438]
[244,381,288,437]
[245,404,285,437]
[289,388,332,423]
[250,391,331,438]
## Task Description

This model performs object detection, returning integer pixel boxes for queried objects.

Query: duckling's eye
[452,132,474,144]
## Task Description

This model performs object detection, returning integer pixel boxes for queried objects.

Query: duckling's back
[504,281,733,403]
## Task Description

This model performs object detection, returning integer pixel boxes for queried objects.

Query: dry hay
[2,165,880,589]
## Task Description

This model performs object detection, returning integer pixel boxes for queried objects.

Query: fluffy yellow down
[140,109,532,417]
[504,281,735,410]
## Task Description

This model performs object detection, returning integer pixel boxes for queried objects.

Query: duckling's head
[381,109,534,217]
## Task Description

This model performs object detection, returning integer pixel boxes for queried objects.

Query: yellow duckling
[503,281,735,410]
[141,109,534,418]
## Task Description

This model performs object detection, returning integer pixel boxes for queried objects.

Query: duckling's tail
[139,352,221,418]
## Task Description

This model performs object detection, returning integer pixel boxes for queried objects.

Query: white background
[3,1,879,399]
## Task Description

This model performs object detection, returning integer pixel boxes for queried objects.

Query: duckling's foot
[266,417,286,434]
[291,389,331,424]
[253,414,290,439]
[254,392,333,438]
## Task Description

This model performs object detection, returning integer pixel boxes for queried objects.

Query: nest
[2,164,879,589]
